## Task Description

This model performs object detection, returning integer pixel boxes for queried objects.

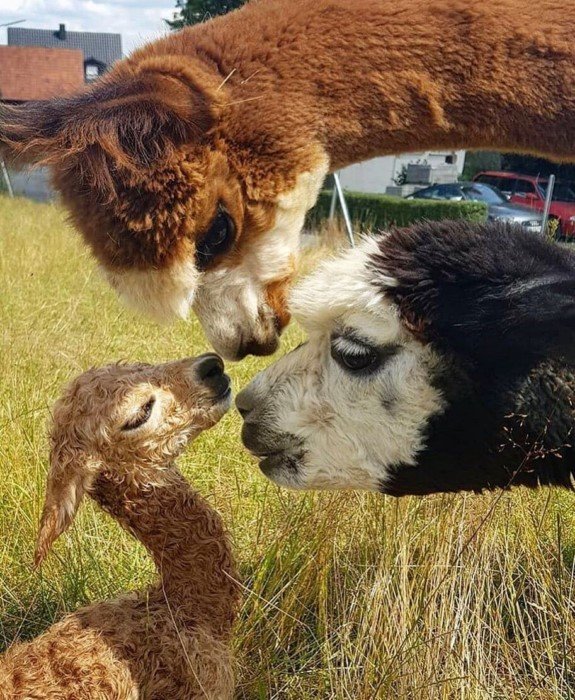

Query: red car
[473,171,575,238]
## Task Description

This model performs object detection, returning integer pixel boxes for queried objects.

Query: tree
[461,151,502,180]
[166,0,247,29]
[501,153,575,181]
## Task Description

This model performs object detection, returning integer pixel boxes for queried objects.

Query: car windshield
[460,184,507,204]
[537,181,575,202]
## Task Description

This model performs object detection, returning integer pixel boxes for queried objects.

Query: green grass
[1,195,575,698]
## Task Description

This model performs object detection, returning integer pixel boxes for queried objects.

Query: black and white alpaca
[237,222,575,495]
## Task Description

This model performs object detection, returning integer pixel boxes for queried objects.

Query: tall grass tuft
[1,196,575,698]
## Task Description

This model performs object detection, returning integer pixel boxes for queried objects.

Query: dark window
[496,177,516,197]
[436,184,463,200]
[475,174,498,188]
[461,184,506,204]
[515,179,537,195]
[413,187,440,199]
[475,174,515,196]
[539,181,575,202]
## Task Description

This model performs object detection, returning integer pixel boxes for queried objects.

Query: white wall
[338,151,466,194]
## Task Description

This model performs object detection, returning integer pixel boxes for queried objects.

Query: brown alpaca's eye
[195,205,235,270]
[121,397,156,431]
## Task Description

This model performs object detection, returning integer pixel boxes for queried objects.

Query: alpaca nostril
[235,388,255,419]
[195,353,224,382]
[237,405,250,419]
[237,336,279,359]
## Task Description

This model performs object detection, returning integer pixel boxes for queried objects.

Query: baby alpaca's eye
[121,397,156,431]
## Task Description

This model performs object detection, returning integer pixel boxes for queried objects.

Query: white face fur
[105,162,329,361]
[237,238,446,491]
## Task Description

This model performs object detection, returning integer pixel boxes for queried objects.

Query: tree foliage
[461,151,502,180]
[463,151,575,182]
[166,0,247,29]
[501,153,575,181]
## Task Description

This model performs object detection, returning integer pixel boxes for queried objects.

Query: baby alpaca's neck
[91,466,239,638]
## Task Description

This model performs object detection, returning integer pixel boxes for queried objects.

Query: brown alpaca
[0,355,239,700]
[2,0,575,359]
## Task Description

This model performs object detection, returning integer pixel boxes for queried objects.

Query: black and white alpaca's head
[237,222,575,495]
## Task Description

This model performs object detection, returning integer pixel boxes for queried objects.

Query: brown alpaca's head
[34,354,231,565]
[0,53,327,359]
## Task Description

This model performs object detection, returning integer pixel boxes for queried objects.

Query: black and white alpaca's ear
[34,443,96,568]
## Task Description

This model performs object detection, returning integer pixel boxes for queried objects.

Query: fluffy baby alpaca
[0,355,239,700]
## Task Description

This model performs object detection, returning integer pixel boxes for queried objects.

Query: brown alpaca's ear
[0,66,217,172]
[34,445,95,568]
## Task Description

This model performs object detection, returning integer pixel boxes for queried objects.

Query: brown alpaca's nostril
[195,353,224,382]
[237,336,279,359]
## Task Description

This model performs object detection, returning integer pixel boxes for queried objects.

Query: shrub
[307,190,488,232]
[547,216,560,241]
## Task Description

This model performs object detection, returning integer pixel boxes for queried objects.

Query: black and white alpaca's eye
[195,205,236,270]
[121,396,156,431]
[330,334,398,375]
[331,339,379,372]
[337,348,379,371]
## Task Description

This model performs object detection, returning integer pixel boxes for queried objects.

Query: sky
[0,0,176,55]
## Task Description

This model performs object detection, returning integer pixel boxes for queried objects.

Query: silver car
[407,182,544,233]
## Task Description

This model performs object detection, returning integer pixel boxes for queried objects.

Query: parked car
[473,171,575,238]
[406,182,544,234]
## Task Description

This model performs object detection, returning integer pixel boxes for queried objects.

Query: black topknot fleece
[373,220,575,371]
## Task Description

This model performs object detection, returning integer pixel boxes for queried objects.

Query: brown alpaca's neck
[91,467,238,637]
[156,0,575,170]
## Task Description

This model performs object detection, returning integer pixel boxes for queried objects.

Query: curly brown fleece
[0,358,239,700]
[2,0,575,356]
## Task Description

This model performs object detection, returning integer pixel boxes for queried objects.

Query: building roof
[8,25,122,69]
[0,45,85,101]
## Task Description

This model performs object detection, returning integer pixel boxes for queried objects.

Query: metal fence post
[332,172,355,247]
[328,185,337,220]
[0,159,14,198]
[540,173,555,237]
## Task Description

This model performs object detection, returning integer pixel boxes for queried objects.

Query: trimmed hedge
[307,190,488,230]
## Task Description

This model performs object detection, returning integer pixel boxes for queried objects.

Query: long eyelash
[331,336,372,356]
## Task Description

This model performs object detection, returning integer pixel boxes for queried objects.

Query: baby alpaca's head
[35,354,231,565]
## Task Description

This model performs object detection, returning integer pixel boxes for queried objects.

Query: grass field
[2,195,575,699]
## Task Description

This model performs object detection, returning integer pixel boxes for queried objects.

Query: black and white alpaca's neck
[385,357,575,496]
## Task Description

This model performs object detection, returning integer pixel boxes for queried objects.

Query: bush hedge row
[307,190,488,230]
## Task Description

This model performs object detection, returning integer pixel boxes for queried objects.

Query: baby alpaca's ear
[34,443,96,568]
